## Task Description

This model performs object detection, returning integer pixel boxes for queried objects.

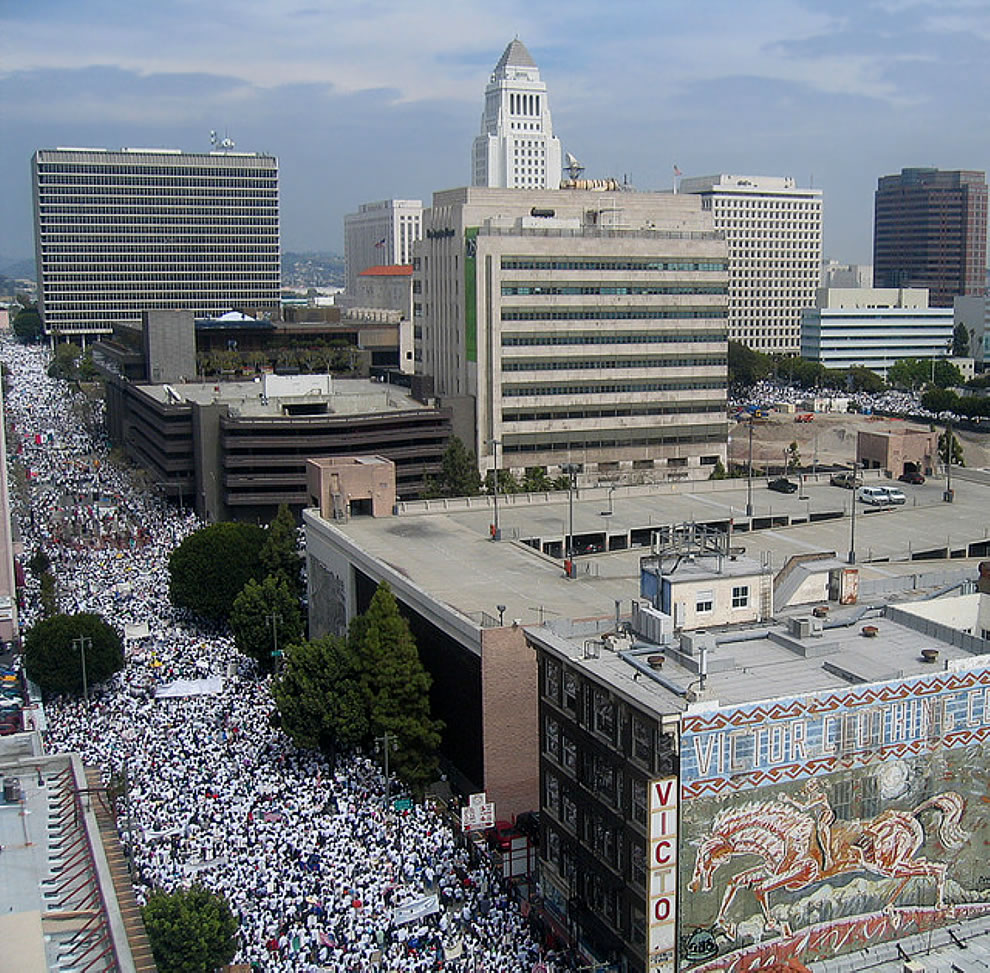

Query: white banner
[392,893,440,926]
[154,677,223,698]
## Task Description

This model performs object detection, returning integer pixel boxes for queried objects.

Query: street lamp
[265,612,282,668]
[72,636,92,704]
[848,461,858,564]
[375,731,399,806]
[561,464,580,578]
[746,415,754,517]
[944,419,954,503]
[488,438,501,541]
[496,604,506,627]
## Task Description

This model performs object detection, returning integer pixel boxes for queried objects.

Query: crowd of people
[3,338,555,972]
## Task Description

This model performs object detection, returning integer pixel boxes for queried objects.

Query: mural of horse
[687,788,967,938]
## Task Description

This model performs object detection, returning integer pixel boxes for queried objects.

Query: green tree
[47,342,83,380]
[23,613,124,697]
[708,458,727,480]
[424,437,482,498]
[921,388,958,414]
[259,503,303,600]
[27,549,51,577]
[39,571,57,617]
[168,522,265,622]
[141,885,238,973]
[953,321,971,357]
[728,341,773,387]
[940,428,965,467]
[11,306,43,343]
[846,366,886,393]
[785,441,801,474]
[932,358,963,389]
[887,358,930,391]
[229,575,304,672]
[348,583,443,793]
[272,634,368,760]
[522,466,555,492]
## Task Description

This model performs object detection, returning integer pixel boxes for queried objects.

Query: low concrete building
[105,373,451,521]
[801,287,954,377]
[857,424,939,476]
[307,456,397,520]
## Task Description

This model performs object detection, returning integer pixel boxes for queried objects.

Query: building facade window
[696,590,714,613]
[732,585,750,608]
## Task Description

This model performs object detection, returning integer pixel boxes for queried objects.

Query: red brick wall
[480,625,539,818]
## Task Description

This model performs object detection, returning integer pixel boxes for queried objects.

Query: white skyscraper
[679,174,823,354]
[471,39,562,190]
[343,199,423,296]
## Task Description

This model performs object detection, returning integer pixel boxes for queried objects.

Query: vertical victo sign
[647,776,678,972]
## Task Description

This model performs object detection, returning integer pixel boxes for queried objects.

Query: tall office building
[471,39,563,190]
[414,187,728,480]
[32,147,280,340]
[343,199,423,296]
[679,174,823,355]
[873,167,987,308]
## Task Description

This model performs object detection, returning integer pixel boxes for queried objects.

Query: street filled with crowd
[3,338,553,972]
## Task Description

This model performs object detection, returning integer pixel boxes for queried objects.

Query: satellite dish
[564,152,585,180]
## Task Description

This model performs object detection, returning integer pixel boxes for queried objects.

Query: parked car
[880,486,907,504]
[898,470,925,485]
[768,477,798,494]
[794,413,815,423]
[857,485,889,506]
[830,471,860,489]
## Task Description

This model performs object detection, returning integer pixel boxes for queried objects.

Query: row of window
[502,429,725,453]
[502,378,726,396]
[501,330,726,347]
[501,308,727,322]
[501,284,727,296]
[37,164,276,178]
[503,401,726,423]
[502,356,726,372]
[501,258,726,272]
[40,206,276,217]
[39,216,277,227]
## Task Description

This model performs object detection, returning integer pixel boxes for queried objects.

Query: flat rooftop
[141,375,424,416]
[319,471,990,634]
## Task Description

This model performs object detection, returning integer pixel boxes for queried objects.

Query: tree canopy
[168,522,265,622]
[728,341,773,387]
[12,306,43,343]
[953,321,971,357]
[272,634,368,759]
[348,583,443,792]
[141,885,238,973]
[230,575,304,672]
[259,504,303,600]
[23,612,124,697]
[423,436,482,498]
[273,583,443,793]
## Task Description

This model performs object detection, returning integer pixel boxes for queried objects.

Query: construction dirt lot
[727,411,990,472]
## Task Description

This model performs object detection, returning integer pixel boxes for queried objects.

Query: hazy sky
[2,0,988,264]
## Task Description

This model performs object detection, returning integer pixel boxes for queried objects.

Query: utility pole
[488,438,501,541]
[375,731,398,806]
[848,461,858,564]
[944,419,955,503]
[561,464,580,577]
[72,636,92,703]
[265,612,282,667]
[746,415,754,517]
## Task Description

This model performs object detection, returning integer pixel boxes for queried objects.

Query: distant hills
[0,256,36,280]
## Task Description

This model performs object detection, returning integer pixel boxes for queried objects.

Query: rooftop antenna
[564,152,585,181]
[210,129,236,151]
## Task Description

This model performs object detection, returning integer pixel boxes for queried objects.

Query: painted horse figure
[688,788,967,938]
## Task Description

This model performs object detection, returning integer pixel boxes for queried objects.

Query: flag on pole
[673,164,683,177]
[374,236,387,248]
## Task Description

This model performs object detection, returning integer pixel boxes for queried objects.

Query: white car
[881,486,906,505]
[857,486,889,506]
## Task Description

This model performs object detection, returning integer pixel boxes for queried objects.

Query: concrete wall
[480,625,540,817]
